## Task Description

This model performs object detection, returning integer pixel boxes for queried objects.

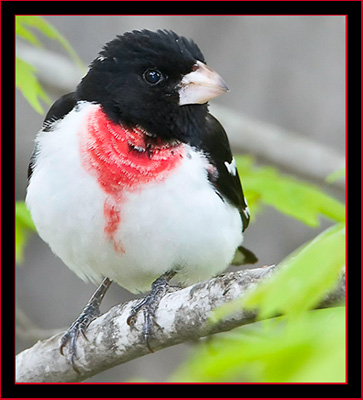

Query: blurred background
[16,16,345,382]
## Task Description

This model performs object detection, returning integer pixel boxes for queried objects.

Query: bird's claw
[59,302,100,373]
[127,292,160,352]
[127,271,176,352]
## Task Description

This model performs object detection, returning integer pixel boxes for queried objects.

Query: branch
[16,266,345,383]
[16,306,65,343]
[210,104,345,190]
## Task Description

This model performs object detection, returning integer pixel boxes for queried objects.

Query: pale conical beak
[178,60,229,106]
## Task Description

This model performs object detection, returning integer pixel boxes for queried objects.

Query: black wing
[200,113,250,232]
[27,92,77,181]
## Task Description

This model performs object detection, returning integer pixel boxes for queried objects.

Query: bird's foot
[127,271,176,352]
[59,301,100,373]
[59,277,112,373]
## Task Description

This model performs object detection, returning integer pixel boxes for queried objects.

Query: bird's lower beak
[178,60,229,106]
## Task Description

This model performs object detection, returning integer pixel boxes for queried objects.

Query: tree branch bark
[16,266,345,383]
[210,104,345,190]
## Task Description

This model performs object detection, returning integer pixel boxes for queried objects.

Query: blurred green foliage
[243,223,345,318]
[172,223,345,383]
[16,15,83,113]
[235,155,345,226]
[16,56,50,114]
[213,223,345,322]
[171,307,345,382]
[16,201,36,263]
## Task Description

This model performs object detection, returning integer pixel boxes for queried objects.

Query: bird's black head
[77,29,228,144]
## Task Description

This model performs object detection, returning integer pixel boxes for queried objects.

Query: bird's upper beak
[178,60,229,106]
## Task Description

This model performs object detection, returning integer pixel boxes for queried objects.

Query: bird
[25,29,257,370]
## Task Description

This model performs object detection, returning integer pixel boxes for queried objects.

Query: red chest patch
[79,105,184,252]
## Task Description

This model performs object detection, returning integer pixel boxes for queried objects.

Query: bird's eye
[143,69,164,85]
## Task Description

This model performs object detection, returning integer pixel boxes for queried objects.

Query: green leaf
[187,222,346,383]
[16,16,85,113]
[236,156,345,226]
[171,307,345,383]
[16,57,50,114]
[16,22,42,47]
[326,167,345,184]
[16,16,84,70]
[16,202,36,263]
[244,223,345,319]
[212,223,345,323]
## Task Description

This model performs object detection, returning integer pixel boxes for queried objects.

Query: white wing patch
[243,202,250,219]
[224,157,237,176]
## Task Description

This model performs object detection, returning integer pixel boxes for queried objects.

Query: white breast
[26,102,243,293]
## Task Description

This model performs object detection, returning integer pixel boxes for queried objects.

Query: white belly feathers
[26,102,243,293]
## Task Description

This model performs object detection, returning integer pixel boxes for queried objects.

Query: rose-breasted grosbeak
[26,29,256,370]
